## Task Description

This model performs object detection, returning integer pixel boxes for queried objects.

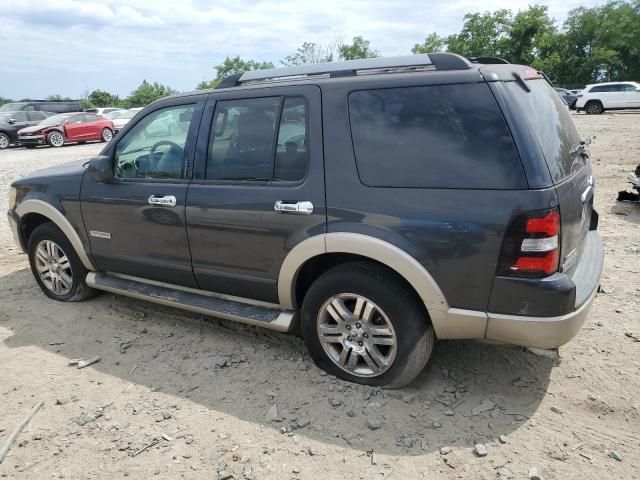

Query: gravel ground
[0,113,638,479]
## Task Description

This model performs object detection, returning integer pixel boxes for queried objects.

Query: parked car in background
[555,88,578,109]
[0,100,82,114]
[7,54,603,387]
[569,89,582,95]
[18,112,114,148]
[111,107,143,133]
[85,108,123,117]
[576,81,640,114]
[0,111,50,149]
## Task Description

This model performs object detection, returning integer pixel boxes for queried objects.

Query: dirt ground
[0,113,638,480]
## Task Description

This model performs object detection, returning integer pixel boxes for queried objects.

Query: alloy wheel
[102,129,113,142]
[316,293,397,377]
[34,240,73,295]
[0,134,9,149]
[49,132,64,147]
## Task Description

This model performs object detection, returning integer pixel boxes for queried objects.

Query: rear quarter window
[348,83,526,189]
[504,79,583,184]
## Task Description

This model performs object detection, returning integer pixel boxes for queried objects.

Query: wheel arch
[278,232,449,314]
[15,199,95,270]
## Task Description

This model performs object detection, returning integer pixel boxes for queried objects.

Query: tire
[301,262,434,388]
[101,128,113,142]
[27,222,96,302]
[585,101,603,115]
[47,130,65,147]
[0,132,10,149]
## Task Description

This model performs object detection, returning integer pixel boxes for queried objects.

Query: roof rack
[468,56,510,64]
[215,53,472,89]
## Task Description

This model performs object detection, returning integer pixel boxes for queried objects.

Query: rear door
[186,85,325,303]
[82,113,103,139]
[64,114,89,141]
[503,76,593,274]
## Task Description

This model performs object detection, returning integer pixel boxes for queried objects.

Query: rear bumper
[485,230,603,348]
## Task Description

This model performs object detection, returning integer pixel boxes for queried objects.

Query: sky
[2,0,604,100]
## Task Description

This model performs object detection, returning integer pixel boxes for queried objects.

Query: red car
[18,112,114,148]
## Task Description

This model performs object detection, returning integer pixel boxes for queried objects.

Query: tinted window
[84,114,101,122]
[207,97,280,181]
[505,79,583,184]
[26,111,46,121]
[275,97,308,181]
[621,84,638,92]
[590,85,616,93]
[115,104,195,180]
[348,83,525,189]
[11,112,27,122]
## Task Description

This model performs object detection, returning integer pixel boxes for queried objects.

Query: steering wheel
[149,140,183,159]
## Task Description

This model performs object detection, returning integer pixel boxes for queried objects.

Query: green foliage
[80,99,93,110]
[88,89,120,108]
[0,96,10,107]
[46,94,72,101]
[197,56,274,89]
[412,33,447,54]
[339,36,379,60]
[123,80,176,108]
[446,9,512,58]
[282,42,335,66]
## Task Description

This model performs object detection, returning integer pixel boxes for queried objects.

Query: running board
[86,272,294,332]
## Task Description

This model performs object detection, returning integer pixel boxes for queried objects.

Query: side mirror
[8,119,16,125]
[87,155,114,183]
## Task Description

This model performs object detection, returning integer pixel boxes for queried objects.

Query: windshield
[120,109,141,119]
[105,110,124,120]
[0,103,27,112]
[40,114,71,126]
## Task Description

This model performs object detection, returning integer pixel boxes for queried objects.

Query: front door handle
[148,195,177,207]
[274,200,314,215]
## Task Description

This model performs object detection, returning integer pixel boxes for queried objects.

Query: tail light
[497,208,561,277]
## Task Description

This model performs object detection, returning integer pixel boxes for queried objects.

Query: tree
[123,80,176,108]
[412,33,447,54]
[446,9,512,58]
[506,6,556,65]
[282,42,336,66]
[88,89,120,107]
[46,94,72,101]
[339,36,379,60]
[0,96,10,107]
[197,56,274,89]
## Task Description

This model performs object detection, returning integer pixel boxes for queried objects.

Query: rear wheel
[585,101,603,115]
[101,128,113,142]
[301,262,434,388]
[47,131,65,147]
[0,133,10,149]
[27,223,96,302]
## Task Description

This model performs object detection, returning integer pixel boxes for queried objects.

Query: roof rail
[468,56,510,64]
[215,53,472,89]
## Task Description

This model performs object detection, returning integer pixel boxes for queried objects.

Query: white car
[85,107,123,117]
[576,81,640,114]
[108,108,143,133]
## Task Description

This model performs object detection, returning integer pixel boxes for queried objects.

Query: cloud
[1,0,604,99]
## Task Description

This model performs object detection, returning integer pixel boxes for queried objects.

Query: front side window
[348,83,525,189]
[114,104,195,180]
[26,112,46,121]
[11,112,27,122]
[207,96,308,182]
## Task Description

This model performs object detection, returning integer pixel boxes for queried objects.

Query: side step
[86,272,294,332]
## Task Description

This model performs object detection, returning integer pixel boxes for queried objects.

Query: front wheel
[27,223,96,302]
[101,128,113,142]
[47,130,65,147]
[301,262,434,388]
[0,133,10,149]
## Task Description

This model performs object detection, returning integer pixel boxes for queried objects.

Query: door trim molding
[15,199,96,270]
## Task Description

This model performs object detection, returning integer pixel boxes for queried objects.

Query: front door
[187,85,325,303]
[81,99,205,287]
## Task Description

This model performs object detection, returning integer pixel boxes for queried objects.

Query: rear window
[348,83,526,189]
[505,79,583,184]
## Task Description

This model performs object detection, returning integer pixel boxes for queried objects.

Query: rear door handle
[274,200,314,215]
[148,195,177,207]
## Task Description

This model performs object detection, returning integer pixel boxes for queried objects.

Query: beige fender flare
[15,199,96,270]
[277,233,486,339]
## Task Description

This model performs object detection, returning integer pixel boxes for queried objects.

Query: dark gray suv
[7,54,604,387]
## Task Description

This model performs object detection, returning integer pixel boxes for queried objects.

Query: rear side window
[348,83,525,189]
[590,85,617,93]
[505,79,583,184]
